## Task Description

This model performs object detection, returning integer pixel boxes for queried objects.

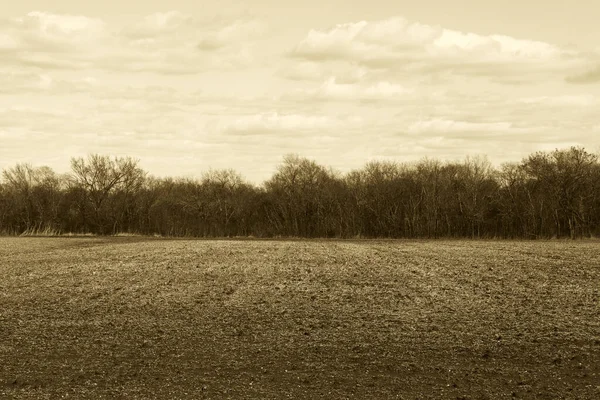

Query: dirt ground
[0,238,599,399]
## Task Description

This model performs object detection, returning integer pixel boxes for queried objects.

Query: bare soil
[1,238,599,399]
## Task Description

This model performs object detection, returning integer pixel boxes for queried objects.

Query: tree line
[1,147,599,239]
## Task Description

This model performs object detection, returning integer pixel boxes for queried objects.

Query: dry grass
[1,238,599,399]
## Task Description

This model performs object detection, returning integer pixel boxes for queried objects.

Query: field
[1,238,599,399]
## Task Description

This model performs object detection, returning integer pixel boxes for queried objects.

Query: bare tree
[69,154,146,234]
[1,147,598,239]
[265,154,341,237]
[1,164,63,233]
[523,147,598,238]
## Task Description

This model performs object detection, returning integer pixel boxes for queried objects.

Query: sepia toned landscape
[1,238,599,399]
[2,1,600,399]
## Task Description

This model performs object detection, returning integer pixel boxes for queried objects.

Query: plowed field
[1,238,599,399]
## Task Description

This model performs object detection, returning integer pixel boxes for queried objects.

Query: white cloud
[565,65,600,84]
[518,95,598,107]
[363,81,412,97]
[121,11,266,51]
[0,32,19,49]
[215,111,362,136]
[291,16,582,80]
[37,74,53,89]
[23,11,105,36]
[278,61,369,84]
[278,61,327,81]
[198,20,266,51]
[0,71,100,94]
[115,14,267,72]
[121,11,192,39]
[11,11,106,50]
[295,77,412,101]
[0,11,265,74]
[312,77,356,98]
[431,31,560,61]
[0,12,105,69]
[407,119,533,135]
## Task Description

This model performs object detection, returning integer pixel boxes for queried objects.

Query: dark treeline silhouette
[1,147,599,239]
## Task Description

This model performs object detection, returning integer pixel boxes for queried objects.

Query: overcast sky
[2,0,600,183]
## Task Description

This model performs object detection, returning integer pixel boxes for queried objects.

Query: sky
[1,0,600,183]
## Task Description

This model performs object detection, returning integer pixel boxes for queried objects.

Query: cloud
[120,11,193,40]
[0,11,265,74]
[121,11,266,50]
[197,20,266,51]
[407,119,534,138]
[0,106,74,134]
[4,11,106,50]
[0,71,99,94]
[0,12,101,69]
[565,65,600,84]
[0,32,19,50]
[517,95,598,107]
[23,11,105,35]
[303,17,560,61]
[0,11,106,69]
[363,81,412,97]
[292,77,412,101]
[278,60,369,85]
[290,16,581,80]
[278,61,327,81]
[214,111,362,136]
[113,14,267,73]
